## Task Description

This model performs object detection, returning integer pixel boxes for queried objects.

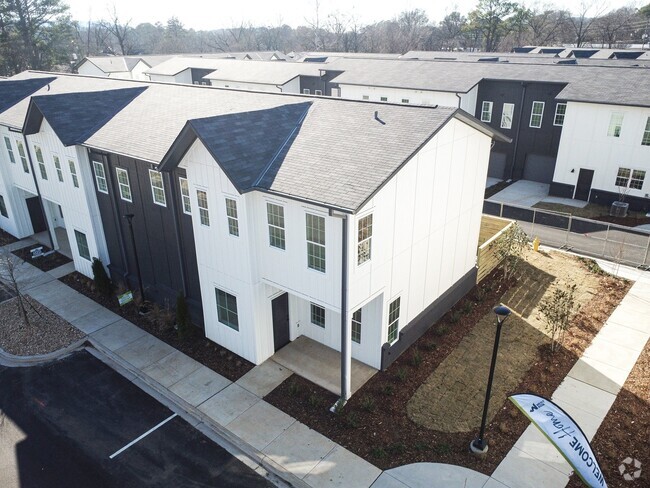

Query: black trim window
[642,117,650,146]
[380,96,388,102]
[481,101,493,123]
[215,288,239,330]
[357,213,373,265]
[0,194,8,218]
[115,168,131,201]
[16,140,29,173]
[554,103,567,126]
[197,190,210,226]
[387,297,400,343]
[92,161,108,193]
[3,137,15,164]
[267,203,285,249]
[149,170,166,207]
[34,146,47,180]
[225,198,239,236]
[352,308,361,344]
[401,99,409,104]
[53,156,64,182]
[530,101,544,128]
[311,303,325,328]
[306,213,325,272]
[74,230,90,261]
[501,103,514,129]
[607,113,623,137]
[179,177,191,214]
[68,159,79,188]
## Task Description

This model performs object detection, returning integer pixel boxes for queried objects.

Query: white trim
[501,103,514,129]
[115,167,132,202]
[480,101,493,123]
[529,101,545,128]
[178,177,191,215]
[553,102,567,127]
[92,160,109,194]
[148,169,167,207]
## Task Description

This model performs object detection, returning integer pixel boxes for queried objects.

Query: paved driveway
[0,350,275,488]
[489,180,550,207]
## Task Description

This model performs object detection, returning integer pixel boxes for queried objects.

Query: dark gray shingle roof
[0,77,56,115]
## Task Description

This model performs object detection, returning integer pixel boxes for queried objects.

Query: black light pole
[470,305,511,456]
[124,213,146,308]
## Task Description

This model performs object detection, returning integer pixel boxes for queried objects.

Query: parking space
[0,350,275,488]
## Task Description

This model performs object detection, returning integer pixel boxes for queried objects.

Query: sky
[64,0,619,31]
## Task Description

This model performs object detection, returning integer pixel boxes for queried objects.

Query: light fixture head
[493,305,511,323]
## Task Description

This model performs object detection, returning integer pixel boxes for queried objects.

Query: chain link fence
[483,200,650,269]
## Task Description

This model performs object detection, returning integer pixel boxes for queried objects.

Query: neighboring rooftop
[202,60,326,85]
[0,76,56,115]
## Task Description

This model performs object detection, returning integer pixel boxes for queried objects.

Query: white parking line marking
[109,413,177,459]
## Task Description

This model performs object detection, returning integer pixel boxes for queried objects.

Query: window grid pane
[93,161,108,192]
[216,288,239,330]
[607,113,623,137]
[116,168,131,200]
[642,118,650,146]
[197,190,210,226]
[306,214,326,272]
[630,170,645,190]
[311,303,325,327]
[267,203,285,249]
[225,198,239,236]
[74,230,90,261]
[0,195,8,218]
[179,178,191,214]
[554,103,567,126]
[352,308,362,344]
[149,170,166,206]
[615,167,631,187]
[530,101,544,128]
[481,101,492,122]
[68,160,79,188]
[387,297,400,343]
[4,137,15,164]
[17,141,29,173]
[54,156,63,182]
[34,146,47,180]
[357,214,373,264]
[500,103,514,129]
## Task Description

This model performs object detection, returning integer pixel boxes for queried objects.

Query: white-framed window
[352,308,362,344]
[529,101,545,128]
[148,169,166,207]
[115,168,131,201]
[401,98,409,104]
[34,145,47,180]
[53,155,63,182]
[215,288,239,331]
[3,136,15,164]
[357,213,373,265]
[197,189,210,226]
[179,177,191,214]
[480,101,493,122]
[92,160,108,193]
[554,103,567,126]
[614,167,645,189]
[641,117,650,146]
[615,167,631,187]
[607,113,623,137]
[16,140,29,173]
[0,195,8,218]
[380,96,388,102]
[310,303,325,328]
[501,103,514,129]
[306,213,325,272]
[68,159,79,188]
[74,230,90,261]
[315,89,322,96]
[631,170,646,190]
[362,95,369,100]
[387,297,401,343]
[267,203,285,249]
[225,198,239,236]
[303,88,310,94]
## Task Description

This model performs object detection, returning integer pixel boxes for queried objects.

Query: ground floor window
[0,195,8,218]
[616,167,646,190]
[215,288,239,330]
[387,297,400,343]
[74,230,90,261]
[311,303,325,328]
[352,308,361,344]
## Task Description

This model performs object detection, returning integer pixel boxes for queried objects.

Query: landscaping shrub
[345,411,360,428]
[423,340,437,351]
[395,367,408,382]
[381,384,394,396]
[411,347,423,367]
[462,301,473,315]
[91,258,112,296]
[288,380,301,397]
[475,287,486,302]
[175,292,191,340]
[449,310,462,324]
[308,394,322,407]
[361,395,376,412]
[435,443,451,455]
[371,447,387,459]
[539,282,578,352]
[433,324,449,336]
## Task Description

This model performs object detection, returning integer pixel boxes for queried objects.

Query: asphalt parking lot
[0,350,276,488]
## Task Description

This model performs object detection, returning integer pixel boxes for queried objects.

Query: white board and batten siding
[24,120,110,277]
[349,117,491,367]
[553,102,650,197]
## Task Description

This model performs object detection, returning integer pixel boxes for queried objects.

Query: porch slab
[236,359,293,398]
[271,336,377,396]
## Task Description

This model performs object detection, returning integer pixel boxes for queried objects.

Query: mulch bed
[59,271,254,381]
[593,214,650,227]
[12,245,72,272]
[567,335,649,488]
[265,263,631,474]
[484,180,512,199]
[0,228,18,247]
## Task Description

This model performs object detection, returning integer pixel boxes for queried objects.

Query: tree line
[1,0,649,76]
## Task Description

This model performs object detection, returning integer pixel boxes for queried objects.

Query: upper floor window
[16,140,29,173]
[34,146,47,180]
[215,288,239,331]
[267,203,285,249]
[179,177,191,214]
[3,137,15,164]
[148,169,166,207]
[74,230,90,261]
[529,101,545,128]
[115,168,131,201]
[225,198,239,236]
[607,113,623,137]
[92,161,108,193]
[197,189,210,226]
[480,101,493,122]
[68,159,79,188]
[352,308,362,344]
[357,213,373,265]
[642,117,650,146]
[387,297,401,343]
[554,103,567,126]
[310,303,325,328]
[0,195,8,218]
[306,213,326,272]
[501,103,514,129]
[53,156,64,182]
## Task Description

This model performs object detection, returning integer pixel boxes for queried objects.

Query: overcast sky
[65,0,621,31]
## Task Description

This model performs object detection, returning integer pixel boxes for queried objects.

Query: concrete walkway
[489,180,550,207]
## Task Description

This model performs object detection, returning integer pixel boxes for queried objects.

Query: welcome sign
[509,394,607,488]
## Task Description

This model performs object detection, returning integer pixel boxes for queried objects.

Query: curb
[0,337,89,367]
[87,338,309,488]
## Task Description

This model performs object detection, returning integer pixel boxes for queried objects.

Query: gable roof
[202,60,326,85]
[23,87,147,145]
[0,77,56,115]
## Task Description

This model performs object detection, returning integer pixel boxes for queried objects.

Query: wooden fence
[477,215,514,283]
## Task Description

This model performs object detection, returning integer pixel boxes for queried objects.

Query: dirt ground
[534,202,650,227]
[0,229,18,247]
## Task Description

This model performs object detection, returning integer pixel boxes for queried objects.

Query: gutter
[22,133,55,250]
[510,81,528,180]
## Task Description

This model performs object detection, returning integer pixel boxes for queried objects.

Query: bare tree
[396,9,430,52]
[594,6,638,47]
[101,5,133,55]
[527,7,571,46]
[440,11,467,50]
[567,1,607,47]
[0,252,30,327]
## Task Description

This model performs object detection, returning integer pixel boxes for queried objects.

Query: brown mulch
[59,271,254,381]
[593,215,650,227]
[0,228,18,247]
[485,179,512,199]
[0,296,85,356]
[567,337,650,488]
[12,245,72,272]
[265,261,631,474]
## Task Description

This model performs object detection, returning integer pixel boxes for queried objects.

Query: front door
[574,169,594,201]
[26,196,46,233]
[272,293,290,352]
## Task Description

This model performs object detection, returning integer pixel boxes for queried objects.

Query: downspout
[22,133,55,250]
[165,170,188,297]
[509,82,528,180]
[332,212,350,410]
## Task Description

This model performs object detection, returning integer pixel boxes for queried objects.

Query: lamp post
[470,305,511,456]
[124,213,146,310]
